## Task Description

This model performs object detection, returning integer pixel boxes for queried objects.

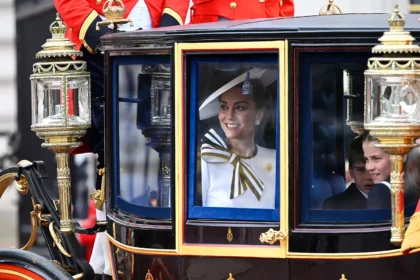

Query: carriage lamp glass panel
[31,76,91,127]
[151,75,171,124]
[365,75,420,124]
[66,76,90,126]
[31,77,64,126]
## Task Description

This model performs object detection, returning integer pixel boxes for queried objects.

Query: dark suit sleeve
[323,197,334,210]
[367,183,391,209]
[158,0,190,27]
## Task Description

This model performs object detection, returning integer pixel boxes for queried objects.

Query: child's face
[363,140,391,184]
[350,161,375,194]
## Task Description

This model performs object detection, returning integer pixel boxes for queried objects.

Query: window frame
[186,54,281,222]
[110,54,173,219]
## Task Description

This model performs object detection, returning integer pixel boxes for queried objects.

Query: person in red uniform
[189,0,294,23]
[55,0,190,53]
[54,1,189,280]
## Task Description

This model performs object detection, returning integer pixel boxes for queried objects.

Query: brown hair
[404,147,420,200]
[360,130,379,144]
[218,79,267,110]
[348,135,366,168]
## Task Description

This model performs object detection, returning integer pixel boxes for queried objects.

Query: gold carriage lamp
[364,5,420,245]
[30,14,91,234]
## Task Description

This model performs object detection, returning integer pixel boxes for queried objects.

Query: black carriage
[2,7,420,280]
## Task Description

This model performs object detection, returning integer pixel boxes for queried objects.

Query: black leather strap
[0,163,95,280]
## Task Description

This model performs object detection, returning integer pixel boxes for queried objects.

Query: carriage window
[298,51,418,224]
[113,56,172,218]
[187,54,280,222]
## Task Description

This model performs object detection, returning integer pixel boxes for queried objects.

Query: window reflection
[117,63,172,208]
[119,102,160,206]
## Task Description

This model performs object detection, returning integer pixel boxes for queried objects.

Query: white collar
[380,181,391,189]
[355,186,368,199]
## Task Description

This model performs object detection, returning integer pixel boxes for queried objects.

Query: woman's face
[362,140,391,183]
[218,87,263,141]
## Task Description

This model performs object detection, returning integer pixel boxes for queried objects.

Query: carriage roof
[102,13,420,46]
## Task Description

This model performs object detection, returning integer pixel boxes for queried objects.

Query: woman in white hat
[199,68,277,209]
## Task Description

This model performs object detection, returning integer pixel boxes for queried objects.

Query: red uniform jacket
[190,0,294,23]
[55,0,190,53]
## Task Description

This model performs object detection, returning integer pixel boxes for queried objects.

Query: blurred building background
[0,0,17,249]
[0,0,414,255]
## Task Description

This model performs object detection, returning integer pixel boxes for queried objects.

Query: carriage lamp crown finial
[96,0,133,30]
[388,5,405,32]
[103,0,126,20]
[35,13,82,60]
[319,0,342,15]
[50,13,66,39]
[371,4,419,54]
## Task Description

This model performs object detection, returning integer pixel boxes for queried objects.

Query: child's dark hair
[348,135,366,168]
[360,130,379,144]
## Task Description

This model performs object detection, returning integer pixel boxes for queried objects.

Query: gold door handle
[259,228,287,245]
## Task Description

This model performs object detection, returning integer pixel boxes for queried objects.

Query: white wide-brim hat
[198,68,278,120]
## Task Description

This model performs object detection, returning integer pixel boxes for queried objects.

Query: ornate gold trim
[0,269,34,280]
[106,232,179,255]
[227,228,233,243]
[20,203,42,251]
[107,230,420,259]
[260,228,287,245]
[13,175,28,195]
[227,273,235,280]
[410,4,420,12]
[174,41,182,254]
[79,10,100,54]
[319,0,342,15]
[145,269,154,280]
[286,248,420,259]
[367,58,420,71]
[175,41,286,258]
[33,61,87,74]
[55,152,74,234]
[103,0,125,20]
[107,239,118,280]
[89,168,106,210]
[49,221,71,257]
[280,40,289,256]
[0,172,18,198]
[163,7,183,25]
[0,160,31,198]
